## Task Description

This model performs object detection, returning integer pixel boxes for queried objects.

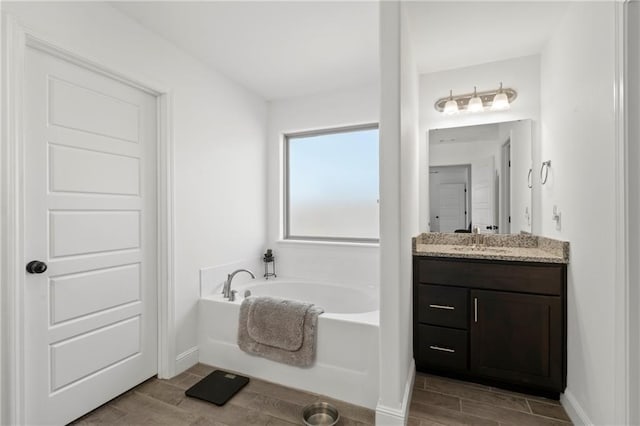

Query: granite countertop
[412,233,569,264]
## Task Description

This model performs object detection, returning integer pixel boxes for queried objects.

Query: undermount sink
[451,246,509,254]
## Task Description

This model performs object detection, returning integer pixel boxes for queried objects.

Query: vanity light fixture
[443,90,459,115]
[434,83,518,114]
[467,86,484,112]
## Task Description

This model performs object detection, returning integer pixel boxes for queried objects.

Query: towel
[247,296,310,351]
[237,296,324,367]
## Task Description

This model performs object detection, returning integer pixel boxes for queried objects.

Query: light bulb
[468,86,483,112]
[491,93,509,110]
[491,82,510,110]
[443,90,458,115]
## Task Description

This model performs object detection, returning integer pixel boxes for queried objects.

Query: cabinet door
[470,290,563,391]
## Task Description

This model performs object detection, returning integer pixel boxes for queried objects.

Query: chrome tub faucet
[222,269,255,299]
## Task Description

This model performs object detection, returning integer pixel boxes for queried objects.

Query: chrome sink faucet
[472,226,484,246]
[222,269,255,299]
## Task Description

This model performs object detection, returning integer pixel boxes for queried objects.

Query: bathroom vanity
[412,233,569,398]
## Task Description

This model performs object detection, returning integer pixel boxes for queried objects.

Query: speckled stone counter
[412,233,569,264]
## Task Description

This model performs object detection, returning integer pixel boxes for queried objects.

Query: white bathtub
[197,278,380,408]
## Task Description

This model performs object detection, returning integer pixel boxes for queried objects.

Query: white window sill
[276,239,380,249]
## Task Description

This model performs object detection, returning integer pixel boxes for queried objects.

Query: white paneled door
[437,183,466,233]
[23,47,158,425]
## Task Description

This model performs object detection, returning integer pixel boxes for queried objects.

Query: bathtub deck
[71,363,375,425]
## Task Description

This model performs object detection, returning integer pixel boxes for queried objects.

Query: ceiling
[111,1,379,101]
[405,1,570,74]
[111,1,569,101]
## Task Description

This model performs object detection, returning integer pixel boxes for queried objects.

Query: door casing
[1,16,176,425]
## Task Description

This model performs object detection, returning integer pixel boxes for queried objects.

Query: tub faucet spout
[223,269,255,299]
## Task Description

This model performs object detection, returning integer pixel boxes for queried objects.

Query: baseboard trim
[175,346,199,376]
[375,359,416,425]
[561,389,593,425]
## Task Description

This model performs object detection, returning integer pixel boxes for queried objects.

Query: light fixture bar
[434,86,517,112]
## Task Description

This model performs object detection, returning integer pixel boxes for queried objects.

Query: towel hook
[540,160,551,185]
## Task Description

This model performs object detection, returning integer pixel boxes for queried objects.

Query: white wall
[540,3,617,424]
[0,13,9,424]
[266,85,380,288]
[399,0,420,414]
[1,1,267,374]
[507,120,534,234]
[430,138,502,167]
[627,2,640,424]
[376,3,419,424]
[419,55,541,233]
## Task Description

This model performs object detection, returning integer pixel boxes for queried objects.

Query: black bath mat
[185,370,250,406]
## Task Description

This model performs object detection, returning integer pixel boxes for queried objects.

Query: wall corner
[375,359,415,426]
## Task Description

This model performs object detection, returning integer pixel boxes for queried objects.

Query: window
[284,124,379,242]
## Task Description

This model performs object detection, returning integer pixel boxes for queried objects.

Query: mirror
[428,119,532,234]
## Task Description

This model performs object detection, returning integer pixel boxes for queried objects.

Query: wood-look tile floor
[409,372,572,426]
[72,363,375,425]
[72,365,572,425]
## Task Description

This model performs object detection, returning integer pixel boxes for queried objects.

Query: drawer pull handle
[429,345,455,353]
[429,304,455,310]
[474,297,478,323]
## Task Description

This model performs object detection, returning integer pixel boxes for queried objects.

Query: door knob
[26,260,47,274]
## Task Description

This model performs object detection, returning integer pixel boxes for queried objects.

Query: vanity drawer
[417,325,468,371]
[417,258,565,296]
[418,284,468,329]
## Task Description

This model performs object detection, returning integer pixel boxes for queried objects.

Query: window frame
[283,123,380,243]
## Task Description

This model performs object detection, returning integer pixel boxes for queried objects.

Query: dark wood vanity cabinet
[413,256,567,397]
